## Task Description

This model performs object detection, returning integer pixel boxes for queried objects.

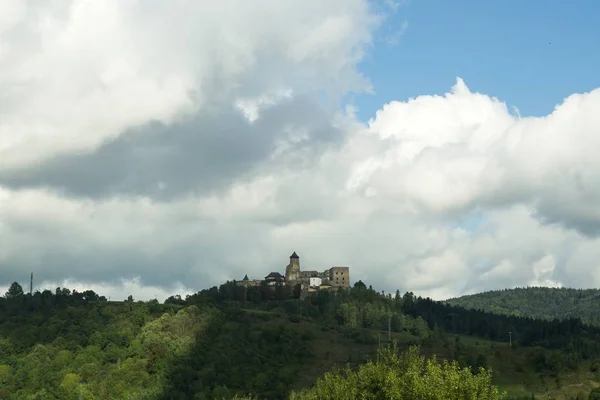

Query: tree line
[2,279,600,399]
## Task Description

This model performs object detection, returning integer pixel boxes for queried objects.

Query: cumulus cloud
[1,0,600,302]
[0,0,377,170]
[344,81,600,296]
[0,95,345,200]
[352,79,600,233]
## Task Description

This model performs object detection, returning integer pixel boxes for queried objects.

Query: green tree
[290,343,505,400]
[5,282,24,298]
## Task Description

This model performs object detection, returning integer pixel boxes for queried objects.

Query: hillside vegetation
[288,343,503,400]
[446,287,600,325]
[2,281,600,399]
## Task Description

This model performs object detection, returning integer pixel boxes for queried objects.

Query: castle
[240,252,351,295]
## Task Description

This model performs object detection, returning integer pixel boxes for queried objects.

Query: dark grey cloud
[0,224,221,290]
[0,95,343,201]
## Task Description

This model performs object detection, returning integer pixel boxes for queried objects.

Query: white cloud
[234,88,294,123]
[351,79,600,227]
[480,260,515,282]
[0,0,378,169]
[529,255,562,288]
[1,1,600,303]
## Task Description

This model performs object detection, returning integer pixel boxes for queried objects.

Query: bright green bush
[289,343,505,400]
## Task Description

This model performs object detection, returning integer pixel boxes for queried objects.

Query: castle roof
[243,274,249,281]
[290,251,299,259]
[265,272,284,280]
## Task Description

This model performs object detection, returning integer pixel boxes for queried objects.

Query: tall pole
[30,272,33,295]
[508,331,512,347]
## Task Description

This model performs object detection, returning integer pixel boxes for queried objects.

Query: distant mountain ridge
[445,286,600,325]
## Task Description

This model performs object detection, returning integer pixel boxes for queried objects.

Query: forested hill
[446,287,600,325]
[4,281,600,399]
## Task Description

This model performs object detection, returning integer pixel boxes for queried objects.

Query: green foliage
[590,387,600,400]
[407,291,600,363]
[0,281,439,400]
[5,281,24,298]
[161,309,316,399]
[1,279,597,400]
[289,343,505,400]
[0,289,193,399]
[447,287,600,326]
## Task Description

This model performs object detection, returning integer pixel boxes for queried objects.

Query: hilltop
[446,287,600,325]
[2,281,600,399]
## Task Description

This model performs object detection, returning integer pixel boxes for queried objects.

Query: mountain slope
[446,287,600,325]
[3,282,600,399]
[2,298,596,400]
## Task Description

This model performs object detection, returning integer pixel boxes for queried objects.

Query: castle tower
[328,266,350,288]
[285,252,300,283]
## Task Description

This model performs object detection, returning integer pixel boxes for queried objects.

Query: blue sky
[353,0,600,121]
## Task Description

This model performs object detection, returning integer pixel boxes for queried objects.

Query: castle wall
[299,270,326,279]
[241,280,261,287]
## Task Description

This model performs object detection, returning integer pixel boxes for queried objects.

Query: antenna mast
[30,272,33,295]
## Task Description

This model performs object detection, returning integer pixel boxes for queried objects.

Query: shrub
[290,343,505,400]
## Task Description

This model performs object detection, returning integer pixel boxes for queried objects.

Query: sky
[1,0,599,302]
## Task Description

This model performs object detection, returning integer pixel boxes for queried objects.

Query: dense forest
[446,287,600,326]
[2,280,600,399]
